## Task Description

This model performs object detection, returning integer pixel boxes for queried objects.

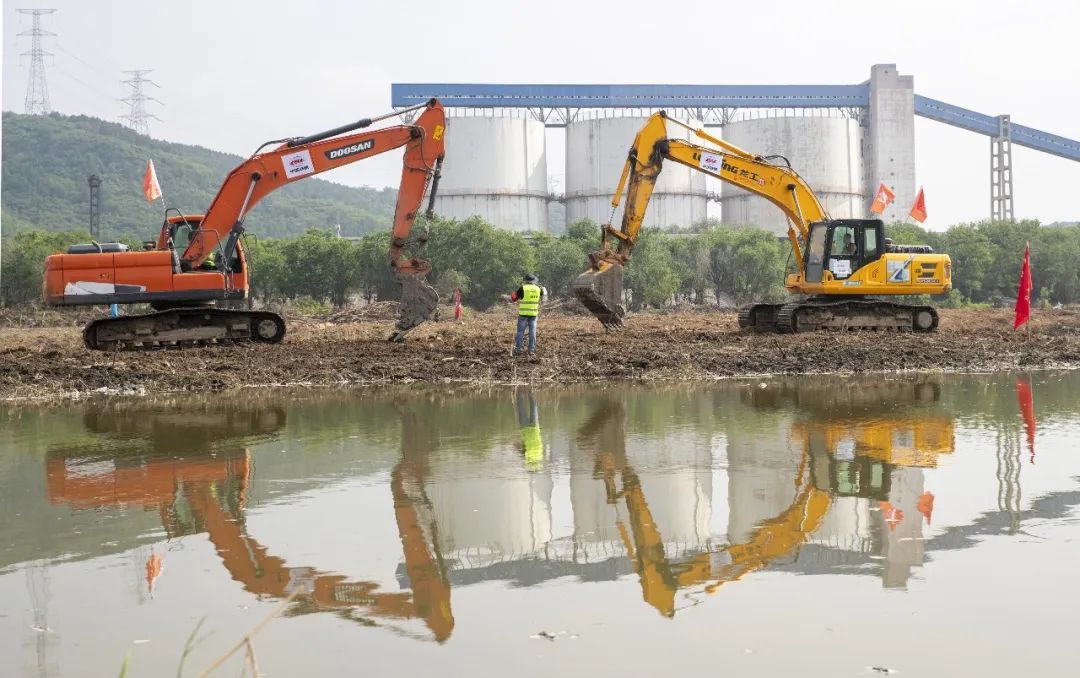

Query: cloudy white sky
[3,0,1078,228]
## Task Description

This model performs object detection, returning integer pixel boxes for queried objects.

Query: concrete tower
[864,64,916,223]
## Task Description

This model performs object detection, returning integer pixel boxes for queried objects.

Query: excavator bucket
[390,273,439,342]
[573,263,625,328]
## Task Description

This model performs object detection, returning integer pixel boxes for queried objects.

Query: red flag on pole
[1014,242,1032,329]
[143,159,162,205]
[869,182,895,215]
[917,491,935,525]
[909,187,927,223]
[1015,376,1037,464]
[879,501,904,532]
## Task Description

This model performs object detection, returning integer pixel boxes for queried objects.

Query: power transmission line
[119,69,162,136]
[17,8,57,115]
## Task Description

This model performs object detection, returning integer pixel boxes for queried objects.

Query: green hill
[1,112,397,239]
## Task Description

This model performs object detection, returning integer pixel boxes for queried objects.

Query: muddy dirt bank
[2,308,1078,401]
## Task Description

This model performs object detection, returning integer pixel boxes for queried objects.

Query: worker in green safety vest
[515,390,544,471]
[504,273,547,356]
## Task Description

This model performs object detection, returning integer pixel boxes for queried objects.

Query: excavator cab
[803,219,884,284]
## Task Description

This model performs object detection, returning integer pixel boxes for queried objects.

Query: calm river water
[2,372,1079,677]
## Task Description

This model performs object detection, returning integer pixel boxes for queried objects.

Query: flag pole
[1026,241,1031,339]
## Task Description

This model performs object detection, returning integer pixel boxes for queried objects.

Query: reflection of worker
[842,234,856,255]
[503,273,546,356]
[515,390,543,471]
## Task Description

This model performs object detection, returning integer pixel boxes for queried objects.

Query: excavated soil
[1,307,1079,401]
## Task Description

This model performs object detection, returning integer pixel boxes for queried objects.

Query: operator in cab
[842,233,857,255]
[503,273,547,356]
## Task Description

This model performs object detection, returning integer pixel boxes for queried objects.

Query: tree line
[3,217,1078,311]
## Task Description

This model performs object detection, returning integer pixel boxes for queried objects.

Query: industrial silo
[432,115,549,232]
[425,447,553,568]
[565,116,708,230]
[721,115,865,235]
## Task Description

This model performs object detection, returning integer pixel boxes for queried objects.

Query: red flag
[453,289,462,322]
[869,182,895,215]
[917,491,935,525]
[909,187,927,223]
[145,549,163,596]
[1016,377,1036,463]
[1014,243,1032,329]
[143,159,162,205]
[879,501,904,532]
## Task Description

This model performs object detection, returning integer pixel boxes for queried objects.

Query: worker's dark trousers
[514,315,538,352]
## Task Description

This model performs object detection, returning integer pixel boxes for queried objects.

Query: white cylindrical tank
[565,116,708,230]
[425,448,553,568]
[433,116,549,232]
[720,116,865,235]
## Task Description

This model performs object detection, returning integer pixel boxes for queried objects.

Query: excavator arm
[574,110,826,326]
[188,460,454,643]
[181,99,446,338]
[579,398,831,617]
[181,99,445,270]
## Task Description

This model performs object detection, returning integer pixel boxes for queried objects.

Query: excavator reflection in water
[42,381,954,630]
[576,377,954,617]
[44,395,455,642]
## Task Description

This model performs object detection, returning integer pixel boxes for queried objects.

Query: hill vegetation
[1,112,398,239]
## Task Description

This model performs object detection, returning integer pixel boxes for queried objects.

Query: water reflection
[570,379,957,616]
[42,395,456,642]
[8,371,1078,659]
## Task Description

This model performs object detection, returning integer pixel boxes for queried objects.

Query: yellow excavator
[573,111,952,332]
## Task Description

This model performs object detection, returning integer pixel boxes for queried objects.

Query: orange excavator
[43,99,446,348]
[44,397,455,642]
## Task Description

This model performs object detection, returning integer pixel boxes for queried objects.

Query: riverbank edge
[4,360,1077,404]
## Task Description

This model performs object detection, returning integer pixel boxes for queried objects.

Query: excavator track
[738,304,782,332]
[758,299,939,334]
[82,308,286,350]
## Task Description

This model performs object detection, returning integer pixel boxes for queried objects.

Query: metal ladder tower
[119,70,162,136]
[991,114,1014,222]
[17,8,57,115]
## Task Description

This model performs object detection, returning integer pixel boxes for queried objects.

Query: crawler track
[741,299,938,333]
[82,308,286,350]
